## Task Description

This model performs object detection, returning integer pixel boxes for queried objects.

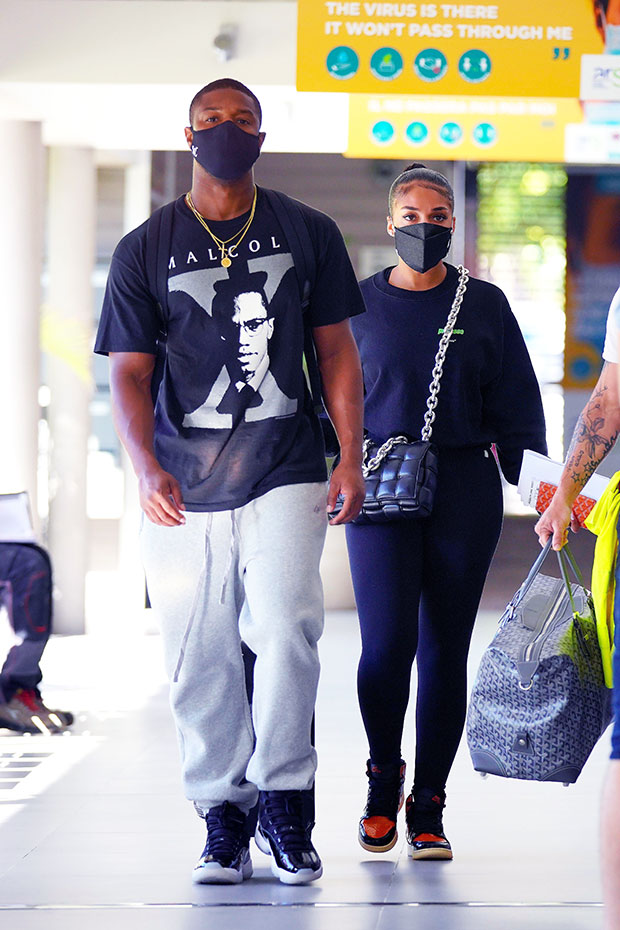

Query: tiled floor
[0,607,610,929]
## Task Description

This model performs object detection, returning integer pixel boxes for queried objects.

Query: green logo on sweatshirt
[438,328,464,335]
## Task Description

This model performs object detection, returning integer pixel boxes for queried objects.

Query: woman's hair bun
[388,163,454,214]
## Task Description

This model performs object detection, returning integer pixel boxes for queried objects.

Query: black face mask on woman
[190,120,261,181]
[393,222,452,273]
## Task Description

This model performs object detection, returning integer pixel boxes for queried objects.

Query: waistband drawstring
[219,510,237,605]
[173,513,213,683]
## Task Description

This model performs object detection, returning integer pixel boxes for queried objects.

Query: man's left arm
[312,320,365,524]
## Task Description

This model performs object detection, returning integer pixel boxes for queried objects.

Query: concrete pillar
[118,153,152,627]
[0,121,45,518]
[46,147,96,634]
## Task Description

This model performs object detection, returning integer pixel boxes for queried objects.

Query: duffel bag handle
[511,538,553,608]
[504,539,588,621]
[556,545,588,617]
[558,544,587,589]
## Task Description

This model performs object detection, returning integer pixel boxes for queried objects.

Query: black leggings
[345,446,503,792]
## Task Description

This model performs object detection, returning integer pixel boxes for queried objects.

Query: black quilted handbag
[331,265,469,524]
[344,435,439,524]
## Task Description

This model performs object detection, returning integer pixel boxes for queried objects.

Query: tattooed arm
[535,361,620,550]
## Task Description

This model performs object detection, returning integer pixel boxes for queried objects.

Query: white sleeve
[602,286,620,364]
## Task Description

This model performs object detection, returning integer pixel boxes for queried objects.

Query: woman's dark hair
[388,163,454,216]
[189,79,262,128]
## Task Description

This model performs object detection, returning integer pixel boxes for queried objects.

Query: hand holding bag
[466,540,612,785]
[332,265,469,525]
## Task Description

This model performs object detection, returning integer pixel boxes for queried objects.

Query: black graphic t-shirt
[95,188,365,511]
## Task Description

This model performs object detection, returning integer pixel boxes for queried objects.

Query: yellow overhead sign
[346,94,584,161]
[297,1,602,97]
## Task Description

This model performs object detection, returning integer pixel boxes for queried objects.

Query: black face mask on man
[393,222,452,274]
[190,120,261,181]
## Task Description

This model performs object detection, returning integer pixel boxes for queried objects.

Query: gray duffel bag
[467,540,612,785]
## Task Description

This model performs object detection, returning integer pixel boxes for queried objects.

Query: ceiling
[0,1,348,153]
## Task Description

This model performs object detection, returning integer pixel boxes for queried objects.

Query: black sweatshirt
[353,263,547,485]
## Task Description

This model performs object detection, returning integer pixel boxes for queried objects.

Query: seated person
[0,494,73,734]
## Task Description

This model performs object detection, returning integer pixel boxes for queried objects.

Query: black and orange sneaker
[405,786,453,860]
[358,759,406,853]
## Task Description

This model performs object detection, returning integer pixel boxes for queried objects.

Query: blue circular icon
[370,47,403,81]
[439,122,463,146]
[472,122,497,147]
[326,46,359,80]
[458,49,491,83]
[414,49,448,82]
[406,121,430,146]
[570,356,596,381]
[371,121,395,145]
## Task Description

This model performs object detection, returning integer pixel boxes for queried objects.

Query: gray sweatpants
[140,482,327,814]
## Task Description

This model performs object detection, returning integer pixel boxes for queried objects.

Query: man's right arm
[109,352,185,526]
[535,361,620,549]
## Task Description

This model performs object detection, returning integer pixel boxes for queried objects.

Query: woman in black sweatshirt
[348,163,547,861]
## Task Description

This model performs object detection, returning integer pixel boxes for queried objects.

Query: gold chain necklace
[185,188,257,268]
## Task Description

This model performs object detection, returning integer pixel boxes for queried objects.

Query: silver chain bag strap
[338,264,469,524]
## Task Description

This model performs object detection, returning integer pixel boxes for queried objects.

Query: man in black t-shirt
[95,78,365,886]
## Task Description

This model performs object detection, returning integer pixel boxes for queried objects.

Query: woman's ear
[386,215,395,238]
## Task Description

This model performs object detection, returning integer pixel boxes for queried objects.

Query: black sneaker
[255,789,323,884]
[0,695,49,734]
[192,802,253,884]
[358,759,406,853]
[405,786,453,860]
[18,689,74,728]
